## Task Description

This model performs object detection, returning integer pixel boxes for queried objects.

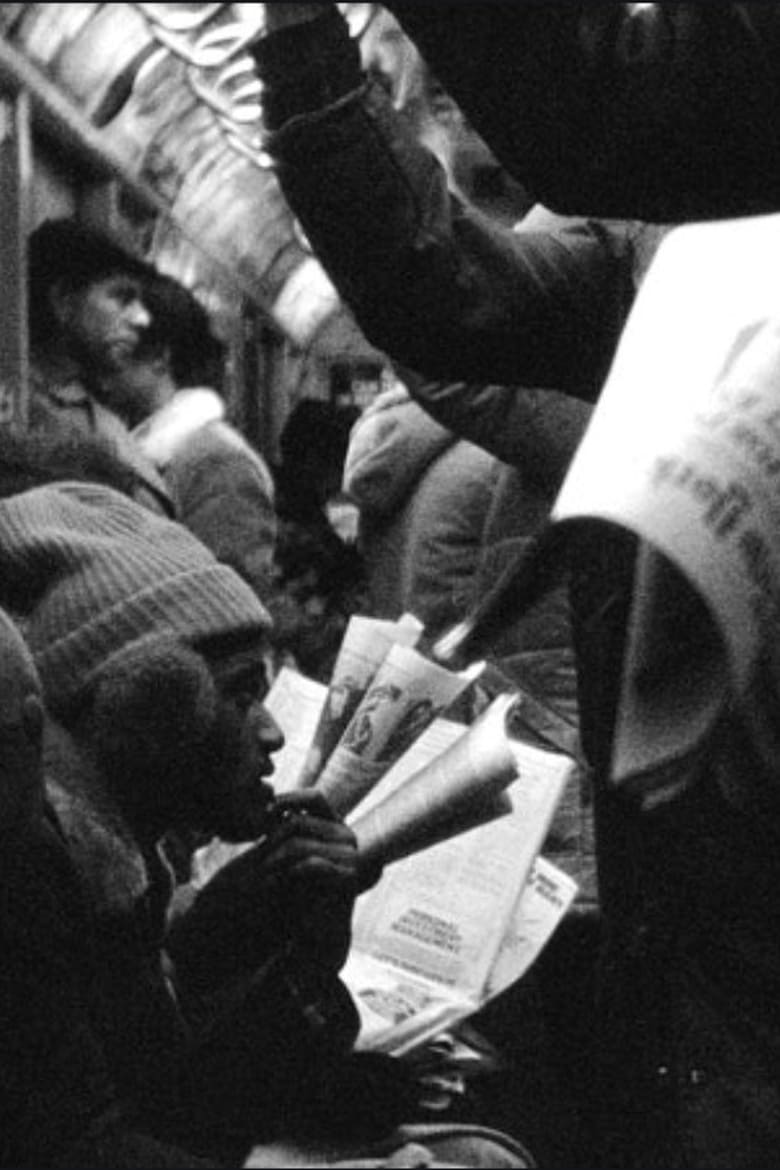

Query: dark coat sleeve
[257,16,643,394]
[257,6,780,388]
[166,884,417,1147]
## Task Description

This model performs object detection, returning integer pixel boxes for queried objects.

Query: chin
[203,799,275,844]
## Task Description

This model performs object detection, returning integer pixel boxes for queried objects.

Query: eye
[234,688,260,713]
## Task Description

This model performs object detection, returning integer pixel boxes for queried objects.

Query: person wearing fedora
[24,217,173,516]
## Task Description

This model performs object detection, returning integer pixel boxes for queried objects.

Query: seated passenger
[25,217,173,515]
[0,483,398,1166]
[0,483,528,1169]
[97,272,277,604]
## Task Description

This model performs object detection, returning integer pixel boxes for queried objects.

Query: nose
[127,298,152,329]
[256,705,284,755]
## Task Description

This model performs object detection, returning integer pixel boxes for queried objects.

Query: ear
[85,635,217,825]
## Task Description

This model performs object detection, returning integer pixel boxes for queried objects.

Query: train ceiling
[0,3,389,357]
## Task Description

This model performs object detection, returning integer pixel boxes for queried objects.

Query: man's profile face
[61,272,152,374]
[194,640,285,842]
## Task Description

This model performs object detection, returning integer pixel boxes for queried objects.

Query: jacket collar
[133,388,225,469]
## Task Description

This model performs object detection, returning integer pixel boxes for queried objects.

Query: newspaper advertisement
[350,737,572,998]
[344,856,576,1056]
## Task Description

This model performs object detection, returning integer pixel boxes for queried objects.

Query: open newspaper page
[344,732,574,1054]
[547,213,780,796]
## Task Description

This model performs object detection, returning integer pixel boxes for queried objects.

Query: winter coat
[134,388,276,603]
[0,716,418,1168]
[256,16,780,1166]
[28,366,174,518]
[0,810,215,1168]
[343,389,501,640]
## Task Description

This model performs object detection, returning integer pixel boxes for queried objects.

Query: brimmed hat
[28,218,155,347]
[0,482,271,714]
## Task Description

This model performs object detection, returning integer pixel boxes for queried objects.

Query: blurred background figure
[343,381,501,643]
[97,272,277,605]
[25,217,172,515]
[270,397,367,682]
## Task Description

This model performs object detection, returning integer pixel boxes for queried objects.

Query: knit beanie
[0,482,271,714]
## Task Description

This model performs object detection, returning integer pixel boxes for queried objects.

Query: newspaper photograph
[297,612,423,788]
[316,644,484,817]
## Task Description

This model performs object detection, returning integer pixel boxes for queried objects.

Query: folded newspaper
[193,614,577,1053]
[545,213,780,802]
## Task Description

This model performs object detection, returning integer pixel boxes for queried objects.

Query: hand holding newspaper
[192,616,576,1053]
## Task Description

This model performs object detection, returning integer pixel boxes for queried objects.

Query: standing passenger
[250,7,780,1167]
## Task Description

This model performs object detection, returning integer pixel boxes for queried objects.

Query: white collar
[133,387,225,468]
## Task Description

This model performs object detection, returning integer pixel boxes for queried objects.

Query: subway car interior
[1,4,779,1169]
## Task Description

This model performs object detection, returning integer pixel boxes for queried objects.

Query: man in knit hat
[0,482,420,1167]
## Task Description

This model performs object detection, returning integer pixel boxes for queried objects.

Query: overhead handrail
[132,3,378,172]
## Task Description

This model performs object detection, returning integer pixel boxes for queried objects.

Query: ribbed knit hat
[0,482,271,714]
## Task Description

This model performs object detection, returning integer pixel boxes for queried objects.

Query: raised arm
[254,9,638,397]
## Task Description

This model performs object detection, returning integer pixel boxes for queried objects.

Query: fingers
[276,789,337,821]
[261,832,358,882]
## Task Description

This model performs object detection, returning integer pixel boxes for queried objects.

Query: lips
[109,336,140,357]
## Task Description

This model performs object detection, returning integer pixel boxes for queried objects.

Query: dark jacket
[255,12,780,1166]
[256,12,666,393]
[0,812,213,1168]
[0,739,410,1168]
